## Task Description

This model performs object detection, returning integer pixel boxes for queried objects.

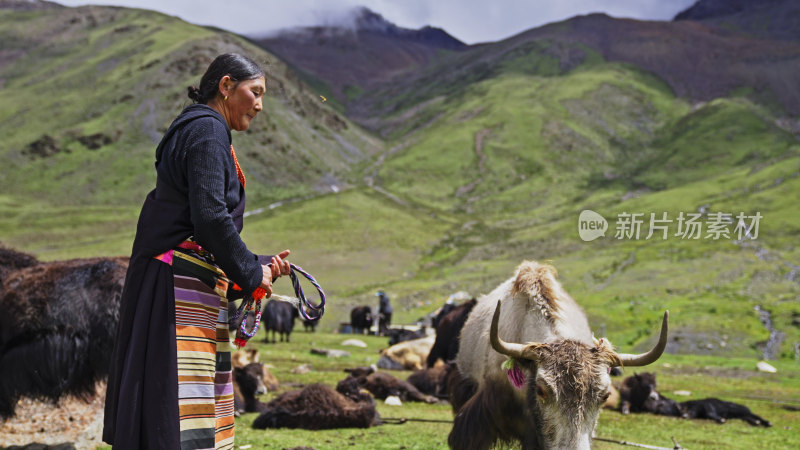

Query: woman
[103,53,290,449]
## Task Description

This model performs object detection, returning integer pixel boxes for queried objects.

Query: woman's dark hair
[187,53,264,104]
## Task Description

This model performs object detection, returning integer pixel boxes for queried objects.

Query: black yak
[251,382,380,430]
[0,247,126,418]
[262,298,298,343]
[350,306,373,335]
[426,298,476,367]
[338,366,437,403]
[620,372,771,427]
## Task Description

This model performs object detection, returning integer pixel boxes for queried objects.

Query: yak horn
[490,300,537,360]
[617,311,669,367]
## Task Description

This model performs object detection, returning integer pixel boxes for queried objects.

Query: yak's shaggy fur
[620,372,771,427]
[233,362,279,415]
[451,260,665,450]
[426,298,476,367]
[406,361,458,399]
[0,247,127,418]
[339,366,437,403]
[251,383,380,430]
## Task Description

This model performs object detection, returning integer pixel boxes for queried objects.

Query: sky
[54,0,699,45]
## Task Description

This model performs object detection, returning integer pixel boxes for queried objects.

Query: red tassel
[252,287,267,300]
[233,337,248,349]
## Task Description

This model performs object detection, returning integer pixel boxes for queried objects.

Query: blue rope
[287,263,326,321]
[229,262,326,327]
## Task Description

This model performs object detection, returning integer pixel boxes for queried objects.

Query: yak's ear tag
[502,358,526,389]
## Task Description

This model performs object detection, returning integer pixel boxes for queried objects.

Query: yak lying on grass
[677,398,771,426]
[406,361,457,399]
[619,372,660,415]
[251,382,380,430]
[233,362,279,416]
[339,366,437,403]
[0,247,126,418]
[377,334,435,371]
[620,372,771,427]
[386,326,427,346]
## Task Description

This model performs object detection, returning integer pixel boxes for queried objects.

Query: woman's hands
[258,249,291,297]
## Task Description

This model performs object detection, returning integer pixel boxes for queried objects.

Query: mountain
[0,1,381,257]
[675,0,800,42]
[251,7,466,109]
[0,0,63,10]
[254,10,800,138]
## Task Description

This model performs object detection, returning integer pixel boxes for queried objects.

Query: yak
[620,372,771,427]
[426,298,476,367]
[406,361,457,399]
[338,366,437,404]
[450,261,668,450]
[377,334,435,371]
[386,326,427,346]
[251,382,380,430]
[262,298,298,343]
[350,306,373,334]
[233,362,279,415]
[678,398,771,426]
[0,247,127,418]
[619,372,661,415]
[301,316,320,332]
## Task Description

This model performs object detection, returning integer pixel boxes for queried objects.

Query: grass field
[95,329,800,449]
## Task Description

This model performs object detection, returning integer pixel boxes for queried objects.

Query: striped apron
[155,241,235,450]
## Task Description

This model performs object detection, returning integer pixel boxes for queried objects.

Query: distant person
[103,53,292,449]
[377,290,393,335]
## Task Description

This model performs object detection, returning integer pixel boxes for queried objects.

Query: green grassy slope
[0,5,381,258]
[367,56,799,359]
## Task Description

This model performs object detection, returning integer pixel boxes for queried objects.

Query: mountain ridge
[251,7,800,138]
[251,6,466,107]
[674,0,800,42]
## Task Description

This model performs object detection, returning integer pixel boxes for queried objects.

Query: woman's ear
[218,75,233,98]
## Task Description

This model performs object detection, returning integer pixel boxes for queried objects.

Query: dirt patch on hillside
[0,383,106,449]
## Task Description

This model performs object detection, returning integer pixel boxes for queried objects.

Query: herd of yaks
[0,247,772,449]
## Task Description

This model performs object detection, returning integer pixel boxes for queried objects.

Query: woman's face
[221,76,266,131]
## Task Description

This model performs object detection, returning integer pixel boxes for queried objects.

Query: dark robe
[103,105,265,448]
